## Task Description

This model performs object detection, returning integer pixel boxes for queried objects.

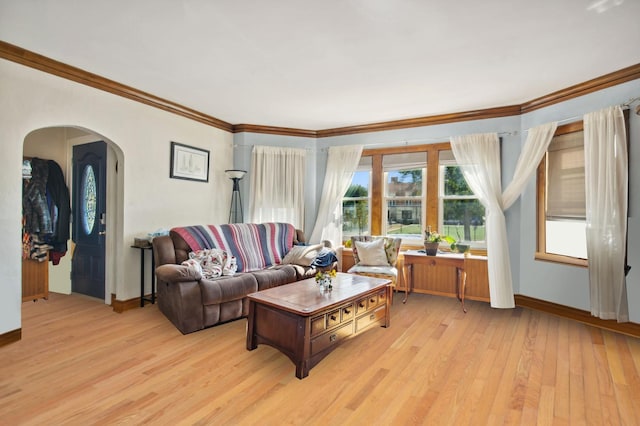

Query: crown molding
[1,40,638,138]
[0,40,234,133]
[316,105,522,138]
[521,63,640,114]
[232,123,317,138]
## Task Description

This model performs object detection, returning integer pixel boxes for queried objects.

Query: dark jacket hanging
[23,158,52,236]
[46,159,71,264]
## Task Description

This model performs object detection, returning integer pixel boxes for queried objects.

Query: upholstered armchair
[348,236,402,303]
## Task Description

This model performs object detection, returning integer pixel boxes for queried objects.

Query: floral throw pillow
[182,249,237,279]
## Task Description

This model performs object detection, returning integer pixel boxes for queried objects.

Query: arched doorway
[23,126,124,305]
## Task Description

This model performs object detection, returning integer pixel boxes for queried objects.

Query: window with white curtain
[439,150,486,246]
[249,145,306,229]
[341,143,488,250]
[383,152,426,242]
[342,156,371,238]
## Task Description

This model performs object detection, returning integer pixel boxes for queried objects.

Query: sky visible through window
[350,171,414,190]
[351,171,369,189]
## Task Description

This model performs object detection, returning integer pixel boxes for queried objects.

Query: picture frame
[169,142,210,182]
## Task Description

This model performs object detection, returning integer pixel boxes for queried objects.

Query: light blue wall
[234,81,640,320]
[519,79,640,321]
[318,116,523,293]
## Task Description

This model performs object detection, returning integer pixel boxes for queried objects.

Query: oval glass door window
[81,164,97,235]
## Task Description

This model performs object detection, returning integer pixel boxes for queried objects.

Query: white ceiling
[1,0,639,130]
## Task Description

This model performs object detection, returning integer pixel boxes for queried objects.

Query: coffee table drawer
[341,303,354,321]
[327,309,341,328]
[311,322,353,355]
[355,305,386,333]
[311,315,326,336]
[356,297,368,314]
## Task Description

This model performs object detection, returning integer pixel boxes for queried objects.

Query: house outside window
[383,152,426,243]
[340,143,486,252]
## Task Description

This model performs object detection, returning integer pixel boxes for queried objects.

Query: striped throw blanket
[171,223,295,273]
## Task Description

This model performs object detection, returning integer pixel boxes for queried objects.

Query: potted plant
[423,228,455,256]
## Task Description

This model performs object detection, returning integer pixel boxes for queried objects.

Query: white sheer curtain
[584,106,628,322]
[451,122,556,308]
[249,145,306,229]
[502,123,558,208]
[309,145,363,246]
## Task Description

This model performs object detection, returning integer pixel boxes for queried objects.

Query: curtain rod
[622,96,640,107]
[354,130,519,150]
[523,96,640,132]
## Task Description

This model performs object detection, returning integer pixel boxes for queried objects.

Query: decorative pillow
[282,243,324,266]
[351,236,373,264]
[383,238,402,266]
[354,239,389,266]
[183,249,237,279]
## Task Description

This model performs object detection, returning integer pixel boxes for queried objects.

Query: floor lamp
[225,169,246,223]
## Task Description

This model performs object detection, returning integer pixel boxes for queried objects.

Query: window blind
[546,131,586,220]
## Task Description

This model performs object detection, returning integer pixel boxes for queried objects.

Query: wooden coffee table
[246,272,391,379]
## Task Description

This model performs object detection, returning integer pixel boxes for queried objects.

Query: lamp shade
[225,169,246,180]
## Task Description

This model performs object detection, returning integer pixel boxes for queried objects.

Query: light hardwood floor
[2,292,640,425]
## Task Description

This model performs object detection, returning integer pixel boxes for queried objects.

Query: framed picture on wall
[169,142,210,182]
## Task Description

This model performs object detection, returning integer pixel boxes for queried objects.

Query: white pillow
[282,244,324,266]
[355,239,389,266]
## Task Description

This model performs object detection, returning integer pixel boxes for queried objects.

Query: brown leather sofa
[152,223,329,334]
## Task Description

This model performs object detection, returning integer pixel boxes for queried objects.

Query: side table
[403,251,471,312]
[131,245,155,307]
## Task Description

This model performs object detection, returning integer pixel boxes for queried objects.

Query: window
[536,122,588,265]
[342,157,371,238]
[439,150,486,246]
[383,152,426,242]
[340,142,485,251]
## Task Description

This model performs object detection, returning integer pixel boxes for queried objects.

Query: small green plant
[424,229,455,245]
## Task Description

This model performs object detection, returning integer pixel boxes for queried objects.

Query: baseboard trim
[110,294,148,313]
[0,328,22,347]
[514,295,640,338]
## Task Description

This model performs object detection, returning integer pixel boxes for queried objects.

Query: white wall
[0,59,233,335]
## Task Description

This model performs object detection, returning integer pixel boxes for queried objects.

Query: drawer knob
[330,315,337,321]
[330,334,337,342]
[343,308,351,314]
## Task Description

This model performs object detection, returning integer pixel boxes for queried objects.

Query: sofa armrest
[153,235,177,266]
[155,264,202,283]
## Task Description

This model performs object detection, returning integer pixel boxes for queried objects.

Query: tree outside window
[342,171,370,237]
[441,165,485,243]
